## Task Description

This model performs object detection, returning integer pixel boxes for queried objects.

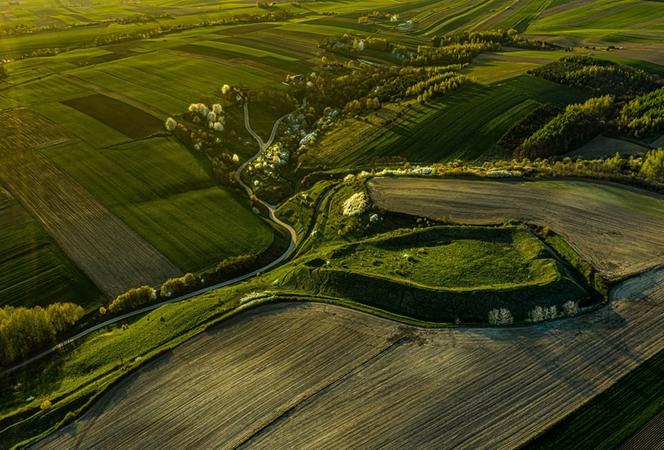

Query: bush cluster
[0,303,84,366]
[160,273,199,298]
[107,286,157,315]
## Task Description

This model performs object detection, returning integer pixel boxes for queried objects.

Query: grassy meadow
[324,226,558,289]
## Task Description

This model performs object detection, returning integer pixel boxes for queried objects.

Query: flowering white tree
[488,308,513,325]
[342,192,370,216]
[563,301,579,317]
[212,103,223,115]
[544,305,558,320]
[207,111,217,122]
[528,306,545,323]
[165,117,177,131]
[221,84,231,95]
[232,153,240,163]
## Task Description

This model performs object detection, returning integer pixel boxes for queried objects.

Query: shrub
[640,149,664,181]
[165,117,177,131]
[528,306,545,323]
[108,286,157,315]
[204,254,259,284]
[544,305,558,320]
[563,300,579,317]
[160,273,199,297]
[488,308,513,326]
[40,400,52,410]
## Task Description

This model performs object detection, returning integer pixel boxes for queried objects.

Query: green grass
[525,348,664,450]
[526,0,664,43]
[325,227,558,289]
[284,224,590,323]
[43,138,274,272]
[331,76,588,166]
[0,190,101,310]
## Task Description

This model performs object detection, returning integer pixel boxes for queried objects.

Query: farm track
[35,265,664,449]
[0,109,182,298]
[368,177,664,280]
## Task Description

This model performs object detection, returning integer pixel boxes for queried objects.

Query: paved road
[3,103,297,375]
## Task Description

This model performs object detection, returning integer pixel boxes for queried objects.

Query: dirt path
[34,265,664,449]
[369,177,664,280]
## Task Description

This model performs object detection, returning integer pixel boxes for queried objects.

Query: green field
[324,226,558,288]
[1,0,663,446]
[43,138,274,272]
[324,76,587,166]
[0,189,101,310]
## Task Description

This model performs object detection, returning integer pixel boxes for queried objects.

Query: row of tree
[516,95,615,159]
[618,87,664,138]
[0,303,84,366]
[101,254,260,315]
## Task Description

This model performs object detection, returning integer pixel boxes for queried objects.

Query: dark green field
[525,348,664,450]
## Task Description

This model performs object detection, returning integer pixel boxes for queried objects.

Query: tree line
[0,303,84,366]
[530,56,663,98]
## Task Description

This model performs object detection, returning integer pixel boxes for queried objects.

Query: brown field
[620,410,664,450]
[0,108,182,297]
[62,93,163,139]
[35,264,664,448]
[369,177,664,280]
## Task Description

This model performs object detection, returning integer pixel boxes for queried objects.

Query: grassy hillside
[311,75,587,167]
